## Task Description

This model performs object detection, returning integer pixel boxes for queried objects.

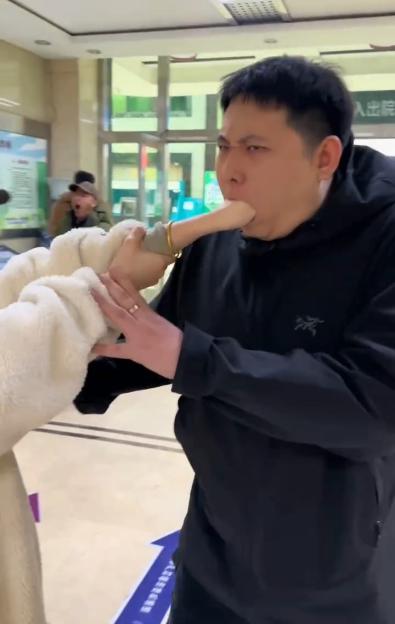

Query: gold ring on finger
[128,303,140,316]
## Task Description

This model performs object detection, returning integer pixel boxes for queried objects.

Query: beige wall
[0,41,52,123]
[0,43,100,191]
[79,59,99,183]
[50,60,80,181]
[50,59,100,187]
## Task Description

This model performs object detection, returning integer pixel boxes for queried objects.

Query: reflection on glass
[111,59,158,132]
[109,143,160,226]
[168,143,224,221]
[168,95,208,131]
[110,143,139,220]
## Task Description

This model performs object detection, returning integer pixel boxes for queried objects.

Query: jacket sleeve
[98,199,114,224]
[172,242,395,462]
[0,268,114,456]
[48,193,71,237]
[97,207,113,232]
[74,257,183,414]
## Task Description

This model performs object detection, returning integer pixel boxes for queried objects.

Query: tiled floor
[15,386,193,624]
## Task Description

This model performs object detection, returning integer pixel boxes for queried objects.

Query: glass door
[138,133,163,226]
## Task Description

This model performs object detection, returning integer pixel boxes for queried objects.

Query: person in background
[48,169,112,236]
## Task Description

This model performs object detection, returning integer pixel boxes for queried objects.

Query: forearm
[75,356,169,414]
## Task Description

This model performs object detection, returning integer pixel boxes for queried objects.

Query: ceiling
[110,48,395,99]
[1,0,395,62]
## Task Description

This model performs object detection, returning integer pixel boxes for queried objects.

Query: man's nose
[220,150,246,185]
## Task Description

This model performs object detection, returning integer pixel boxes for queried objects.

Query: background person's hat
[69,181,98,200]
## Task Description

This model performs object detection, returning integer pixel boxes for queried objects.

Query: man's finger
[107,266,147,305]
[98,274,137,311]
[100,273,146,309]
[91,289,135,328]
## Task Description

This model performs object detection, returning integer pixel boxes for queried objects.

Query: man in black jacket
[77,57,395,623]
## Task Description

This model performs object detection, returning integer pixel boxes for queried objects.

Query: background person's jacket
[48,191,112,236]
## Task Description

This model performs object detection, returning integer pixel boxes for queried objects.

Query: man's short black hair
[74,170,95,185]
[220,56,354,149]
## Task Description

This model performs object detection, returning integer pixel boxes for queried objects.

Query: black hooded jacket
[76,142,395,623]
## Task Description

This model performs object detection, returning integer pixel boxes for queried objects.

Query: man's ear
[315,135,343,181]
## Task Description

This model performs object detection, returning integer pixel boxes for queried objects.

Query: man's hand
[91,273,183,379]
[109,226,171,291]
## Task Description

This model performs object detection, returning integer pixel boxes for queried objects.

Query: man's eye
[247,145,265,152]
[217,144,229,151]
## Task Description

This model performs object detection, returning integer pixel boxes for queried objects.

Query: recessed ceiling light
[87,49,102,55]
[35,40,51,46]
[264,38,278,44]
[170,54,197,62]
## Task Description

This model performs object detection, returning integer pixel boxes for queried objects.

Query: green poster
[203,171,223,211]
[0,131,48,231]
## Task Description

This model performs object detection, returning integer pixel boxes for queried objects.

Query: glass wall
[106,57,223,222]
[111,59,209,132]
[109,142,209,223]
[111,60,158,132]
[109,142,140,219]
[168,143,206,219]
[168,95,207,131]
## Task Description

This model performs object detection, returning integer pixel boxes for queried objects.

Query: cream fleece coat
[0,221,141,624]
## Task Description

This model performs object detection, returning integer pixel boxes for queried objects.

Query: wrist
[160,327,184,379]
[166,221,182,260]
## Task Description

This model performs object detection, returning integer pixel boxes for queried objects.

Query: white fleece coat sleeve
[0,221,140,457]
[0,268,116,456]
[0,220,139,308]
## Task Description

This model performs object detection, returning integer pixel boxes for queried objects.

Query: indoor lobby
[2,1,395,623]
